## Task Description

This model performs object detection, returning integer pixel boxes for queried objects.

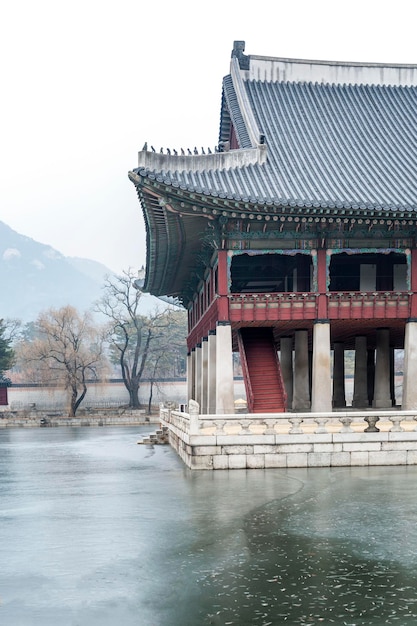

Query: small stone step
[137,429,169,445]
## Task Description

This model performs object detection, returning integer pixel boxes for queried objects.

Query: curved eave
[131,162,417,216]
[129,171,212,300]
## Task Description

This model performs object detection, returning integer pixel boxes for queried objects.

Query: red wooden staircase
[238,328,287,413]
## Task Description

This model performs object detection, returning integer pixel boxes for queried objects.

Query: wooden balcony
[188,291,414,349]
[229,291,413,323]
[326,291,412,319]
[229,293,318,322]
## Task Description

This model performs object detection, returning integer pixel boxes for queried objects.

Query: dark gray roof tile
[133,69,417,213]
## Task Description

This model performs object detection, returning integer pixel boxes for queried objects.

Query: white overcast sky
[1,0,415,274]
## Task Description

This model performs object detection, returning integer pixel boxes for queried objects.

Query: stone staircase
[240,327,286,413]
[137,426,169,445]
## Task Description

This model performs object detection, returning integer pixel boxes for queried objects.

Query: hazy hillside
[0,221,113,321]
[0,221,175,322]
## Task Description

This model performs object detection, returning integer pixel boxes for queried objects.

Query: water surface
[1,427,416,625]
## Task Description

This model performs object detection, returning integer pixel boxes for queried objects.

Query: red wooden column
[217,250,230,321]
[317,248,328,319]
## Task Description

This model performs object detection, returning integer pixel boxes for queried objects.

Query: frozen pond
[1,426,417,625]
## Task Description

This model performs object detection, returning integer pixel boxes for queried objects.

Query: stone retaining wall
[166,428,417,469]
[160,407,417,470]
[0,411,159,428]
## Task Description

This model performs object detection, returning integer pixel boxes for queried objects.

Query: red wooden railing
[326,291,411,319]
[236,329,254,413]
[187,298,219,351]
[274,347,288,412]
[228,291,412,322]
[187,291,413,351]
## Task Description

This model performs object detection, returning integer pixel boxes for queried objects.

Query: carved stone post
[188,399,200,435]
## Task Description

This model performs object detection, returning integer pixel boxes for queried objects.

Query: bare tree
[97,270,187,411]
[141,308,187,411]
[16,306,108,416]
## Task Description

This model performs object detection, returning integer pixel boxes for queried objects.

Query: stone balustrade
[161,406,417,436]
[159,403,417,470]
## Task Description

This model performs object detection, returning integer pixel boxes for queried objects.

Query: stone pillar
[353,336,369,408]
[367,348,375,406]
[403,320,417,409]
[390,347,396,407]
[373,328,392,408]
[207,330,217,414]
[292,329,310,410]
[201,337,208,414]
[195,343,202,407]
[280,337,293,408]
[332,342,346,408]
[311,321,332,412]
[215,322,235,414]
[187,350,195,405]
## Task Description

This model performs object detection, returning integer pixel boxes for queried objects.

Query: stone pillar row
[284,324,333,412]
[346,329,393,409]
[188,322,235,415]
[286,325,406,411]
[187,320,417,414]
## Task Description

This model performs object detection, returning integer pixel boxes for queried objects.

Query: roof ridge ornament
[135,145,267,172]
[232,40,249,70]
[230,55,263,148]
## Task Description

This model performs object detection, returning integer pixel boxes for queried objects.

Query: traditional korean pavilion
[129,41,417,416]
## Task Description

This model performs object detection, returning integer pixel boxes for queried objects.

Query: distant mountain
[0,221,177,322]
[66,256,115,284]
[0,221,114,321]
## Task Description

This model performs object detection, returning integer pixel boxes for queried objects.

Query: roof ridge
[135,145,267,173]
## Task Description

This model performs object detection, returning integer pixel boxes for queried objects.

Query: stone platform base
[160,408,417,470]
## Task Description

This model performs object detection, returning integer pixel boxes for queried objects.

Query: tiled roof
[244,79,417,211]
[134,75,417,212]
[129,44,417,300]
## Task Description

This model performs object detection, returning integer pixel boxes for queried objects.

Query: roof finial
[232,40,249,70]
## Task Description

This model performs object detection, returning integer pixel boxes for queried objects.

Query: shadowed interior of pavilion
[185,247,411,414]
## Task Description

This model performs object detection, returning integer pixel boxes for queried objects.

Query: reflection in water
[1,428,417,625]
